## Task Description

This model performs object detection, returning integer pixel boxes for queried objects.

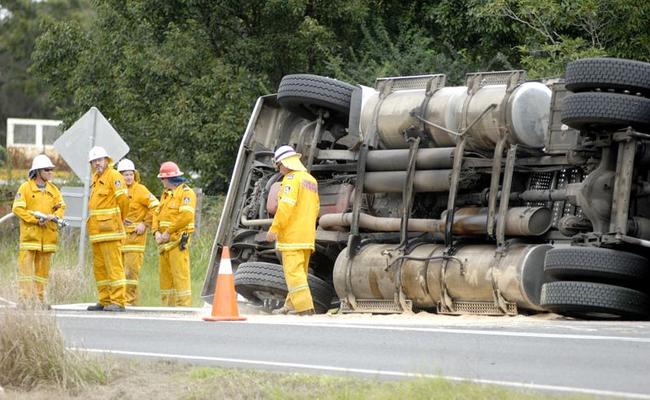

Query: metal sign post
[53,107,129,268]
[77,120,94,269]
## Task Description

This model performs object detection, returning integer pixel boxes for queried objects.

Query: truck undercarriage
[202,58,650,319]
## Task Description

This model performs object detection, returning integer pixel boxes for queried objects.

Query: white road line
[57,313,650,343]
[72,347,650,399]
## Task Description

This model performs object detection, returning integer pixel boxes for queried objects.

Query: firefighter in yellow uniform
[266,145,320,315]
[12,154,65,307]
[87,146,129,312]
[117,158,159,305]
[152,161,196,306]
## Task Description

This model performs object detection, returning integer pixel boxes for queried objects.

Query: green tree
[29,0,650,194]
[475,0,650,77]
[33,2,264,193]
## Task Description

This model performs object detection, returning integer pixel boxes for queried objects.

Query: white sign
[53,107,129,179]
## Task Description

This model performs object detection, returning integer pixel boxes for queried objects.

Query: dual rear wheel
[561,58,650,131]
[540,247,650,319]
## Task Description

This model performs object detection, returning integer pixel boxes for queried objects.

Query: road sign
[59,186,84,228]
[53,107,129,179]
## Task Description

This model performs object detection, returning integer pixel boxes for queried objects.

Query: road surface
[53,308,650,399]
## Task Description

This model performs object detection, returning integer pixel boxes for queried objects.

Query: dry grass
[0,308,114,393]
[2,361,591,400]
[0,229,96,306]
[46,259,96,304]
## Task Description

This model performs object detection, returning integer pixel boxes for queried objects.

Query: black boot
[87,303,104,311]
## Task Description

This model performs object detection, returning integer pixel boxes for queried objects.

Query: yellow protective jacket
[88,166,129,243]
[12,180,66,252]
[122,180,159,253]
[152,183,196,253]
[269,170,320,251]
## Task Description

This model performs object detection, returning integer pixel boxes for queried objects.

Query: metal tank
[333,242,551,311]
[359,81,551,150]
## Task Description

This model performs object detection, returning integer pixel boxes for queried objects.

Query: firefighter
[152,161,196,306]
[116,158,159,305]
[87,146,129,312]
[265,145,320,316]
[12,154,65,307]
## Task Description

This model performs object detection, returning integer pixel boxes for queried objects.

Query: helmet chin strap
[35,170,47,184]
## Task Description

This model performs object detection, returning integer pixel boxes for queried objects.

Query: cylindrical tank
[359,82,551,150]
[366,148,454,171]
[363,170,454,193]
[333,242,551,311]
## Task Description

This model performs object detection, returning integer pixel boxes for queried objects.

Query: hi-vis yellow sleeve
[269,173,299,234]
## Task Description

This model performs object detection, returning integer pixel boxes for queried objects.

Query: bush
[0,308,113,392]
[0,145,6,167]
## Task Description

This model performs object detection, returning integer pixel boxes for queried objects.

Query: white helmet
[88,146,109,162]
[117,158,135,172]
[273,145,306,171]
[273,145,300,164]
[30,154,55,172]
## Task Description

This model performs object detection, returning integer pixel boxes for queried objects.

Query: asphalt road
[55,310,650,399]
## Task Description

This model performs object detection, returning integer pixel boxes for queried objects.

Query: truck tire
[565,58,650,94]
[561,92,650,130]
[540,281,649,319]
[234,261,334,314]
[277,74,355,120]
[544,247,649,287]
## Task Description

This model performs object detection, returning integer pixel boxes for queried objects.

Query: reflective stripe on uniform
[90,207,121,216]
[13,201,26,208]
[96,279,111,287]
[89,232,126,242]
[280,197,296,206]
[276,242,315,250]
[110,279,127,286]
[121,245,146,252]
[159,221,171,227]
[42,244,58,252]
[158,239,180,253]
[288,283,309,294]
[19,242,42,251]
[148,200,160,209]
[176,289,192,297]
[179,206,194,213]
[125,279,139,286]
[114,189,127,197]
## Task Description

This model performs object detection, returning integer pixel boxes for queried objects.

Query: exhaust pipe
[319,207,552,237]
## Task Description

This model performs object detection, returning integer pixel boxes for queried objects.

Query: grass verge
[0,307,114,393]
[3,359,590,400]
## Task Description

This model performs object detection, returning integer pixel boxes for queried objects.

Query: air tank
[359,81,551,150]
[333,242,551,311]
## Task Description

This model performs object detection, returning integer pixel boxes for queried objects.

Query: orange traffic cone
[203,246,247,321]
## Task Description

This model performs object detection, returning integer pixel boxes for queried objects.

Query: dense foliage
[1,0,649,193]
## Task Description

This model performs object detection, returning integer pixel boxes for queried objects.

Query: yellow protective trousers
[17,250,52,302]
[281,249,314,312]
[92,241,126,307]
[159,244,191,306]
[123,252,144,305]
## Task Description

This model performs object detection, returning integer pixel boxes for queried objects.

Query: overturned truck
[202,58,650,319]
